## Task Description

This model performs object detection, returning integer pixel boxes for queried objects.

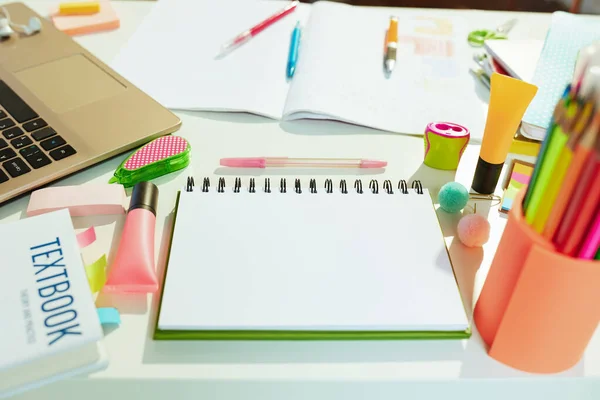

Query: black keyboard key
[0,110,6,119]
[19,144,40,158]
[3,157,31,177]
[23,118,47,132]
[0,148,16,162]
[0,81,38,123]
[3,126,23,140]
[11,136,33,149]
[0,169,8,183]
[49,145,76,161]
[41,135,65,151]
[0,139,6,149]
[20,145,51,169]
[31,127,56,141]
[0,118,15,130]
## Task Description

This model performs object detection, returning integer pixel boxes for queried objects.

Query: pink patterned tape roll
[124,136,188,170]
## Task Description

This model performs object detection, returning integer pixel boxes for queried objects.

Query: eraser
[59,2,100,16]
[27,184,126,217]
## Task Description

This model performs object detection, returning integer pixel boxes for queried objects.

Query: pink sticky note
[51,1,120,36]
[77,226,97,249]
[27,184,126,217]
[511,172,532,185]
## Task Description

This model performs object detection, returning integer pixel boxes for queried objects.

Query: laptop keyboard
[0,80,76,181]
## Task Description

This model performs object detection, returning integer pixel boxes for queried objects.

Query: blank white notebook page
[111,0,310,118]
[159,188,469,331]
[283,1,486,137]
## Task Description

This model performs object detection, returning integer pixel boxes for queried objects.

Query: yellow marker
[59,1,100,15]
[471,73,538,194]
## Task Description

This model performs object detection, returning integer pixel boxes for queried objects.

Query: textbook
[0,210,107,399]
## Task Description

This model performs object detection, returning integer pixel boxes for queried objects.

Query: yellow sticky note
[59,2,100,16]
[513,163,534,176]
[85,254,107,293]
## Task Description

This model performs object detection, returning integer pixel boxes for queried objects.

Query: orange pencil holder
[474,188,600,374]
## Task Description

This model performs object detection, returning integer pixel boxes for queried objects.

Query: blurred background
[303,0,600,13]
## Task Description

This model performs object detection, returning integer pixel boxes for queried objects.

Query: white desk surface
[2,1,600,399]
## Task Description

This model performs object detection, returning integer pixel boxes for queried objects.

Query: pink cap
[220,157,267,168]
[360,160,388,168]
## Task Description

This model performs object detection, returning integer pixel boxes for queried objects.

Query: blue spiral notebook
[521,12,600,141]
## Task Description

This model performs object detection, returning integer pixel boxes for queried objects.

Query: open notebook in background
[112,0,487,139]
[155,177,470,340]
[521,12,600,141]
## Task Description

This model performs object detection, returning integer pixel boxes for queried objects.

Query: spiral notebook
[155,177,471,340]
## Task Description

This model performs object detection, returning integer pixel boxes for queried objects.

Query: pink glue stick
[104,181,160,293]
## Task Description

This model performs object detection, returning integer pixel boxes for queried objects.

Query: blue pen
[287,22,301,79]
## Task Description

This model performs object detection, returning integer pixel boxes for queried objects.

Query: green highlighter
[109,136,191,188]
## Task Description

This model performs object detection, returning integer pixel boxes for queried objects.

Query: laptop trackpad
[15,54,126,114]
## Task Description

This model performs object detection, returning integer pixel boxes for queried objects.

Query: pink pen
[578,207,600,259]
[217,1,299,57]
[220,157,387,169]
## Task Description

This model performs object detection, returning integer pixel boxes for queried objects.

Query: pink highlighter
[104,181,160,293]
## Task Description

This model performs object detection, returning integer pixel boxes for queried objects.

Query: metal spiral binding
[411,180,423,194]
[383,180,393,194]
[398,179,408,194]
[340,179,348,194]
[280,178,287,193]
[309,179,317,194]
[354,179,363,194]
[189,177,425,194]
[369,179,379,194]
[217,177,226,193]
[324,179,333,193]
[186,177,195,192]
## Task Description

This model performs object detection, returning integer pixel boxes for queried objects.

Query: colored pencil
[578,206,600,259]
[525,100,580,230]
[544,113,600,239]
[554,147,600,256]
[522,87,571,212]
[523,85,571,212]
[531,101,594,233]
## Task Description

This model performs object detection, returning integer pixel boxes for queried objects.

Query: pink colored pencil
[578,206,600,259]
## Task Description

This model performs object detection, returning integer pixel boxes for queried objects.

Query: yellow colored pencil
[531,101,594,232]
[525,101,580,230]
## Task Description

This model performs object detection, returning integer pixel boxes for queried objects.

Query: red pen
[217,1,299,57]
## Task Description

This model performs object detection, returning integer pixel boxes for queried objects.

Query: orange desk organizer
[474,189,600,374]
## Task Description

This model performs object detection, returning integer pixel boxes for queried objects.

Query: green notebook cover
[154,187,471,341]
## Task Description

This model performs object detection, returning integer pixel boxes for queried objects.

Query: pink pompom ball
[457,214,490,248]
